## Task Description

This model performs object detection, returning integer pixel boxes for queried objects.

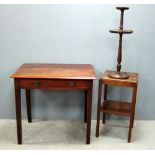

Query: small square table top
[11,63,96,80]
[101,70,138,87]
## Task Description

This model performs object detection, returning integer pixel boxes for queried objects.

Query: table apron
[17,78,91,90]
[103,80,137,87]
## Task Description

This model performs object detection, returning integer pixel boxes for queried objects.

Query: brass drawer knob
[68,81,74,87]
[33,80,40,87]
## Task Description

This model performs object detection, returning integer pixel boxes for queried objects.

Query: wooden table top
[11,63,96,80]
[101,70,138,84]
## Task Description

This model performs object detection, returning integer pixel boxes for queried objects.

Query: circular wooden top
[116,6,129,11]
[109,29,133,34]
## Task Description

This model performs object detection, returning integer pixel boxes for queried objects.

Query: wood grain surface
[11,63,96,80]
[102,70,138,87]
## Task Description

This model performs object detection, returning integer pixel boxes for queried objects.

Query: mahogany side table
[11,63,96,144]
[96,70,138,142]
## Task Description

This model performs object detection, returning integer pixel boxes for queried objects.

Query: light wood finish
[11,63,96,79]
[11,63,96,145]
[96,70,138,143]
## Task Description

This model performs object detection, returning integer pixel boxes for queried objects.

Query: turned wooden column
[108,6,133,79]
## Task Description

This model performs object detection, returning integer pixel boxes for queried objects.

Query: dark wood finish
[128,87,137,143]
[131,87,137,129]
[102,70,138,87]
[101,100,131,116]
[108,6,133,79]
[86,81,93,144]
[116,6,129,11]
[96,70,138,143]
[19,79,90,90]
[25,89,32,123]
[96,79,102,137]
[109,29,133,34]
[11,64,96,144]
[84,90,87,123]
[120,7,125,29]
[102,84,107,124]
[113,7,123,72]
[14,79,22,144]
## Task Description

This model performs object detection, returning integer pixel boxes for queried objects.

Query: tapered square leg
[102,85,107,124]
[86,81,93,144]
[102,113,106,124]
[14,79,22,144]
[128,86,137,141]
[131,86,137,129]
[96,79,102,137]
[128,115,133,143]
[25,89,32,123]
[84,90,87,123]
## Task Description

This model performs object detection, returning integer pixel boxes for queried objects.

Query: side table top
[11,63,96,80]
[101,70,138,86]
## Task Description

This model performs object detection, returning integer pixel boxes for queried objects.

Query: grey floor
[0,120,154,150]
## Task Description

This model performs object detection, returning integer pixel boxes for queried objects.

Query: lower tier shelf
[100,100,131,116]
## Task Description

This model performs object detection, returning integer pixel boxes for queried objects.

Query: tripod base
[108,71,129,79]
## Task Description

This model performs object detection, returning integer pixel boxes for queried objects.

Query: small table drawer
[19,79,90,90]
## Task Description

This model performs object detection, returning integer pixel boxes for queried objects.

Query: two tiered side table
[96,70,138,142]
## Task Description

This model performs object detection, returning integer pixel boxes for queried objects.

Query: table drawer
[19,79,90,90]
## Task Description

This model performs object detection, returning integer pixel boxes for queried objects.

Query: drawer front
[19,79,90,90]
